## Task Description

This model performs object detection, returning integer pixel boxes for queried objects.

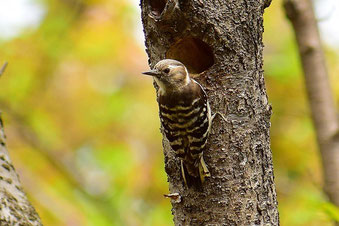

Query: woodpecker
[142,59,212,187]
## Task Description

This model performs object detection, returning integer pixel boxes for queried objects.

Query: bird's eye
[163,68,170,74]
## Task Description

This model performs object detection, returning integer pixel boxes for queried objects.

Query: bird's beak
[142,69,160,77]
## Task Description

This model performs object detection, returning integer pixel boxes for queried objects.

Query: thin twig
[0,62,8,77]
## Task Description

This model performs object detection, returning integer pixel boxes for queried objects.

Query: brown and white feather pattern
[158,79,211,178]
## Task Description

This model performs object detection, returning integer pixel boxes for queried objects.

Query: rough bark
[141,0,279,225]
[0,64,42,225]
[284,0,339,208]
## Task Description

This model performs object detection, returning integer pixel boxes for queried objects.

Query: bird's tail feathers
[181,156,210,189]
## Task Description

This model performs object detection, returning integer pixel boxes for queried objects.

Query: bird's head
[142,59,190,93]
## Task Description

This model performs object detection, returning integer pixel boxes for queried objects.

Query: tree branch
[284,0,339,208]
[0,101,123,224]
[1,114,42,224]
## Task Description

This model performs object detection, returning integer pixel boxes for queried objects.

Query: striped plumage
[142,59,211,187]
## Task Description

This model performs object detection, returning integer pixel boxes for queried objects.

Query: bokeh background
[0,0,339,225]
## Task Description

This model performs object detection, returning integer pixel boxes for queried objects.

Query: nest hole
[149,0,166,17]
[166,37,214,74]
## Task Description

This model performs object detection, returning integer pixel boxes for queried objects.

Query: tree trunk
[140,0,279,225]
[0,65,42,225]
[284,0,339,209]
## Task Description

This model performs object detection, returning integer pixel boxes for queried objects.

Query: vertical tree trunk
[0,63,42,225]
[284,0,339,209]
[141,0,279,225]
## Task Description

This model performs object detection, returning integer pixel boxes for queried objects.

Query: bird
[142,59,214,187]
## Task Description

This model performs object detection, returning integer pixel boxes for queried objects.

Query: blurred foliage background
[0,0,338,225]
